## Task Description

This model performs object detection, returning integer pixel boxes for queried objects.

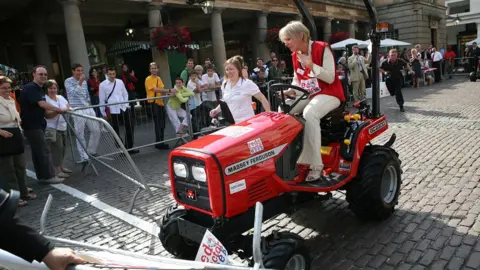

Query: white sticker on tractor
[229,179,246,194]
[247,138,264,154]
[212,126,254,138]
[368,120,387,135]
[225,144,287,176]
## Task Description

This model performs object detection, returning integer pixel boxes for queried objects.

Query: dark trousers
[0,153,28,197]
[90,96,102,117]
[433,61,442,82]
[153,104,166,143]
[24,129,55,180]
[385,78,404,108]
[111,109,134,149]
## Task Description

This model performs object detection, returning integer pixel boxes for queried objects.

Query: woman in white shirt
[44,80,71,178]
[210,56,271,123]
[201,64,221,101]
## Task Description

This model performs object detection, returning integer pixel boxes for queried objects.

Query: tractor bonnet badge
[247,138,264,154]
[225,144,287,176]
[368,120,387,135]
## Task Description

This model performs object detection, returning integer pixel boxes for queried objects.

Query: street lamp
[454,15,461,25]
[125,20,135,38]
[186,0,215,14]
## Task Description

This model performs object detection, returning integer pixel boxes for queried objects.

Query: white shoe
[305,165,326,182]
[41,177,65,184]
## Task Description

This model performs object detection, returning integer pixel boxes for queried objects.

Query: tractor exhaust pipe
[293,0,317,41]
[363,0,381,118]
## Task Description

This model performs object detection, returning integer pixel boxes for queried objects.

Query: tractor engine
[169,111,303,218]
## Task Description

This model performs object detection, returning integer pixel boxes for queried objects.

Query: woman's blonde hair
[279,20,310,43]
[44,80,58,92]
[0,76,12,85]
[224,55,245,79]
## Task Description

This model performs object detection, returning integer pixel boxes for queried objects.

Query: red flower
[152,25,192,52]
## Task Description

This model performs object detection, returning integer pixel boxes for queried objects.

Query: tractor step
[294,173,347,188]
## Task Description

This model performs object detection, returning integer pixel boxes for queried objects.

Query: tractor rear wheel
[158,204,199,259]
[261,232,311,270]
[346,146,402,220]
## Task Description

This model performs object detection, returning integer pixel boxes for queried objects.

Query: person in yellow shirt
[145,62,172,150]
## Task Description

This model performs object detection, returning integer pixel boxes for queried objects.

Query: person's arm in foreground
[0,216,84,270]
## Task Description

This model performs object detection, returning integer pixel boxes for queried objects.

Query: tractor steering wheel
[270,83,310,114]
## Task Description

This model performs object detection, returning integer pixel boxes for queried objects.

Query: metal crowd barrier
[62,110,163,213]
[444,56,477,77]
[0,195,271,270]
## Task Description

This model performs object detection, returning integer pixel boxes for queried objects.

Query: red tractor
[159,1,402,269]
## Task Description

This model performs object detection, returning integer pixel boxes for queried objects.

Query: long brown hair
[224,55,245,80]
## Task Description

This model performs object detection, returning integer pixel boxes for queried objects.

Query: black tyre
[262,232,311,270]
[470,72,477,82]
[346,146,402,220]
[158,204,198,259]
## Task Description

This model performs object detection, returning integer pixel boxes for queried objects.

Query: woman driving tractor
[279,20,345,182]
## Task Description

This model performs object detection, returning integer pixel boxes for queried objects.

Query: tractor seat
[321,102,346,121]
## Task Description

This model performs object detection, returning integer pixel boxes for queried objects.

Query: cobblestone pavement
[15,78,480,269]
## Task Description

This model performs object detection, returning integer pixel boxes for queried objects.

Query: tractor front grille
[171,156,211,212]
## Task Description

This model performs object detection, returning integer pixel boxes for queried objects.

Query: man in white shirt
[99,67,138,154]
[431,47,443,83]
[64,63,100,162]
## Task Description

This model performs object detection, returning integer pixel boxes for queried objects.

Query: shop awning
[105,41,152,56]
[106,41,201,56]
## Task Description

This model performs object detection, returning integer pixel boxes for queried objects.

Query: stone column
[211,8,227,77]
[60,0,90,76]
[477,22,480,40]
[148,4,172,88]
[257,11,270,61]
[349,20,356,39]
[323,17,333,42]
[31,12,54,76]
[295,13,303,22]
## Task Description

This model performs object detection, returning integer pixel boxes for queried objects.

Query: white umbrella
[466,37,480,45]
[364,38,412,47]
[330,38,368,50]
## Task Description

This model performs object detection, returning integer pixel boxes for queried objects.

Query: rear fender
[348,116,389,177]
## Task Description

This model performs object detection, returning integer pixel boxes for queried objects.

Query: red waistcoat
[292,41,345,102]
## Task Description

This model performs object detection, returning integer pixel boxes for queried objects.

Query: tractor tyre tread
[346,146,402,221]
[262,232,311,270]
[158,204,198,259]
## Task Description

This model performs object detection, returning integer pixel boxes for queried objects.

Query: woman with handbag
[0,76,37,207]
[44,80,71,178]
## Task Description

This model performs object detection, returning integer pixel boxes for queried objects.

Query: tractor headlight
[173,162,188,178]
[192,166,207,182]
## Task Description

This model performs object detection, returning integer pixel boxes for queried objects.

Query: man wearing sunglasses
[19,66,67,184]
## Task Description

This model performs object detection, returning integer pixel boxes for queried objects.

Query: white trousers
[166,105,189,133]
[73,108,101,161]
[296,94,341,168]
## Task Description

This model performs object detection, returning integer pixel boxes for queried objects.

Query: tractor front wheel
[346,146,402,220]
[158,204,199,259]
[470,72,478,82]
[261,232,311,270]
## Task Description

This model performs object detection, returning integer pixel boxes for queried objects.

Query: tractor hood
[178,112,303,174]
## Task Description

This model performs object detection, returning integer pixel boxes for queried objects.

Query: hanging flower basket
[267,27,281,49]
[152,25,192,53]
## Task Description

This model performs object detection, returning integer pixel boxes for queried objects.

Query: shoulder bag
[45,98,62,143]
[104,80,116,120]
[0,103,24,156]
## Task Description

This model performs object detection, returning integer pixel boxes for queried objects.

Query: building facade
[375,0,447,50]
[0,0,370,88]
[446,0,480,56]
